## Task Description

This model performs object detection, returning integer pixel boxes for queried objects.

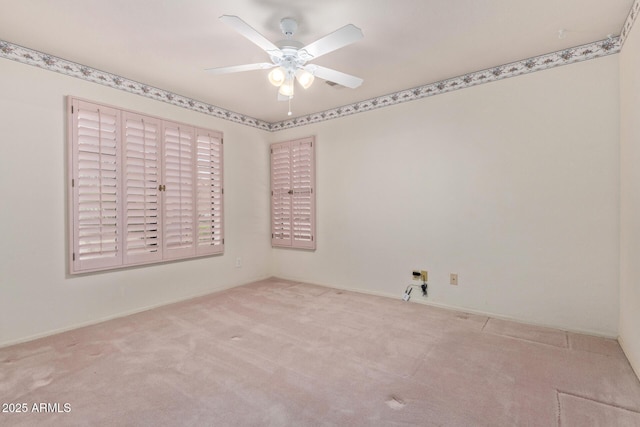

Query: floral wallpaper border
[0,40,273,131]
[1,0,637,133]
[270,37,621,130]
[620,0,640,46]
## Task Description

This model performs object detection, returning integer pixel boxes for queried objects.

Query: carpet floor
[1,278,639,426]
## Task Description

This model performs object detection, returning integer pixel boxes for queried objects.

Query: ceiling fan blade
[205,62,275,75]
[219,15,281,56]
[305,65,363,89]
[300,24,363,60]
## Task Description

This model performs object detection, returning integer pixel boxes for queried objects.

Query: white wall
[620,19,640,378]
[271,56,621,336]
[0,59,272,346]
[0,46,624,346]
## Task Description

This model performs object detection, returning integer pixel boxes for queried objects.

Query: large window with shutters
[68,97,224,274]
[271,137,315,249]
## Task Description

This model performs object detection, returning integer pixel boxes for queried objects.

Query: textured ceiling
[0,0,635,124]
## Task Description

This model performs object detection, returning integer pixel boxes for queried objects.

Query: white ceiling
[0,0,634,123]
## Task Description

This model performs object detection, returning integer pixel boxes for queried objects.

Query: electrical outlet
[235,257,242,268]
[450,273,458,286]
[420,270,428,282]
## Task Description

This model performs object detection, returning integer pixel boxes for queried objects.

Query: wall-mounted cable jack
[402,285,414,301]
[402,279,428,301]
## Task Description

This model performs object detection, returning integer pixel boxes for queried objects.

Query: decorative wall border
[0,29,629,132]
[620,0,640,46]
[270,37,621,130]
[0,40,272,131]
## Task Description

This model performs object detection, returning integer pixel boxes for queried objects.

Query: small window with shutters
[68,97,224,274]
[271,137,315,250]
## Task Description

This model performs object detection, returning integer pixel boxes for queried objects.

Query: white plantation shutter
[68,97,224,274]
[195,129,224,255]
[162,122,195,258]
[291,139,315,248]
[122,112,162,264]
[70,99,122,271]
[271,142,292,246]
[271,137,315,249]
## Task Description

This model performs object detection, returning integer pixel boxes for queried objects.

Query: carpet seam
[481,317,490,331]
[556,389,640,414]
[556,389,562,427]
[481,330,568,350]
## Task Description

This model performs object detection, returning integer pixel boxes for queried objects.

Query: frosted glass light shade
[268,67,286,86]
[295,69,315,89]
[278,78,295,97]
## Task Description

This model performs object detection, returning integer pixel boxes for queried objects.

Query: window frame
[68,97,224,274]
[270,136,316,250]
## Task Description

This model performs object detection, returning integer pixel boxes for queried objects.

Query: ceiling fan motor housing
[271,41,310,77]
[280,17,298,37]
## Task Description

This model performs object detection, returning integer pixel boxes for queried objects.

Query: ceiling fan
[206,15,364,107]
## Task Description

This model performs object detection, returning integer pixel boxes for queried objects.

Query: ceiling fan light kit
[268,66,314,95]
[278,77,295,97]
[268,67,286,86]
[206,15,364,115]
[295,69,315,89]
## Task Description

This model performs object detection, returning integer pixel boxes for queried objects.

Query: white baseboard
[0,275,271,349]
[273,275,618,339]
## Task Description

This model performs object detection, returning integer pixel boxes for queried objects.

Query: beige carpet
[1,278,639,426]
